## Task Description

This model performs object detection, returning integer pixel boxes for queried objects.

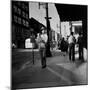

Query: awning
[55,3,87,21]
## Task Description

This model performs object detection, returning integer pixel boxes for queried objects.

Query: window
[13,5,17,13]
[23,19,25,26]
[18,2,21,6]
[22,3,25,9]
[22,11,25,18]
[26,21,29,27]
[18,8,21,15]
[18,17,21,24]
[25,6,28,12]
[14,15,17,23]
[26,14,28,19]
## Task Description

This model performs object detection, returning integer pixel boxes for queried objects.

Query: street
[12,49,88,89]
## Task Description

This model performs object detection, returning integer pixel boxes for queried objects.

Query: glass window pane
[18,17,21,24]
[13,5,17,13]
[23,19,25,26]
[22,11,25,18]
[18,8,21,15]
[14,15,17,23]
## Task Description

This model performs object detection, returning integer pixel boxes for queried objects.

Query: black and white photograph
[11,0,88,89]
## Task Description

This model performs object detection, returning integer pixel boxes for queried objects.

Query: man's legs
[79,46,84,61]
[40,48,46,68]
[69,44,72,61]
[40,49,44,67]
[72,44,75,62]
[79,46,81,60]
[42,48,46,68]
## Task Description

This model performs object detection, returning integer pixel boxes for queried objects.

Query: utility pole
[45,3,52,57]
[38,2,52,57]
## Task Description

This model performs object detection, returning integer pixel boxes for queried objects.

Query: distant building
[71,21,82,41]
[12,0,30,48]
[61,21,70,40]
[71,21,82,34]
[61,21,83,41]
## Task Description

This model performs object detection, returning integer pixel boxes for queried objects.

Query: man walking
[77,32,83,61]
[36,29,48,68]
[68,32,75,62]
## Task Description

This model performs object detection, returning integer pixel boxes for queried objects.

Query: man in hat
[36,28,48,68]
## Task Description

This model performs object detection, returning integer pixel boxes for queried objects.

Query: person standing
[68,32,75,62]
[36,29,48,68]
[77,32,83,61]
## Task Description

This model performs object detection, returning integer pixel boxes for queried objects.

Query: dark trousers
[39,48,46,67]
[79,45,83,60]
[69,43,75,61]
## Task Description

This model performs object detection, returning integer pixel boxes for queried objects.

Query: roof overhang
[55,3,87,21]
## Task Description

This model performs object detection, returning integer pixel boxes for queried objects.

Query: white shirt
[36,33,48,49]
[68,35,74,44]
[41,34,48,43]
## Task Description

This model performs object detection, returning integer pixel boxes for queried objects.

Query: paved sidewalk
[12,53,88,89]
[12,49,66,72]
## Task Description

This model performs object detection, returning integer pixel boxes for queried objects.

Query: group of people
[35,27,84,69]
[68,32,84,62]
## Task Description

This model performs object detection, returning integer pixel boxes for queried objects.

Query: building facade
[61,21,70,40]
[12,0,30,48]
[61,21,83,42]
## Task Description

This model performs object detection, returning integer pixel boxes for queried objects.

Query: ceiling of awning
[55,3,87,21]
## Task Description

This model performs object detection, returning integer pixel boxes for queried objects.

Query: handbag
[40,42,45,48]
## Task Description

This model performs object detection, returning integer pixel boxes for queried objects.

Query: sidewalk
[12,49,66,72]
[12,53,88,89]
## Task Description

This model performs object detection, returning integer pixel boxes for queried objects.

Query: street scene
[12,0,88,89]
